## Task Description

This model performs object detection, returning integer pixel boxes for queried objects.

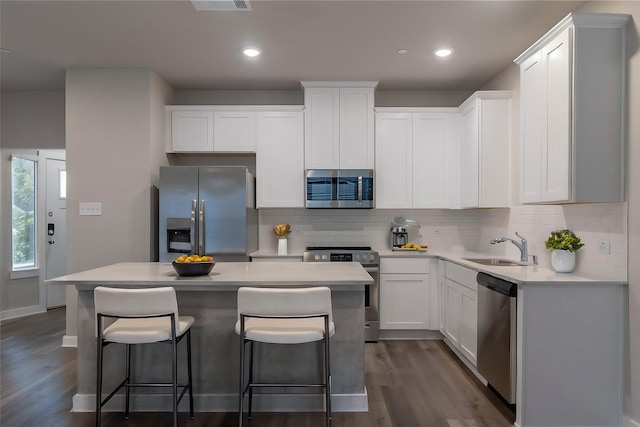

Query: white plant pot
[551,250,576,273]
[278,238,288,256]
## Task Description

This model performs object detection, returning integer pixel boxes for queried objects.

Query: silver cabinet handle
[199,200,205,255]
[191,199,197,254]
[358,176,363,204]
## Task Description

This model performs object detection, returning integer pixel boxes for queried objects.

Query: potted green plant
[545,229,584,272]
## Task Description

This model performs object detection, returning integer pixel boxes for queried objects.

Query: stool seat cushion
[103,316,195,344]
[235,317,335,344]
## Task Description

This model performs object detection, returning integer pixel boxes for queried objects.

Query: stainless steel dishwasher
[476,272,517,404]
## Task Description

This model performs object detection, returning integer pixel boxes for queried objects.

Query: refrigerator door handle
[191,199,198,254]
[199,200,205,255]
[358,176,363,204]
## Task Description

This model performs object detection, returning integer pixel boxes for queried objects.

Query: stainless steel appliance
[391,226,408,248]
[477,272,517,404]
[305,169,374,209]
[303,246,379,341]
[158,166,258,262]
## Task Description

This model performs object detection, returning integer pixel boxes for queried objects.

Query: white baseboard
[623,415,640,427]
[0,305,45,322]
[62,335,77,348]
[73,390,369,413]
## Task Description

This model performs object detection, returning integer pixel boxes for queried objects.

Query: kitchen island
[47,262,372,413]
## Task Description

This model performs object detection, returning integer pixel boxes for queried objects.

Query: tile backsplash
[258,203,627,280]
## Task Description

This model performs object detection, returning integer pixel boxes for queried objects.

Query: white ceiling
[0,0,585,91]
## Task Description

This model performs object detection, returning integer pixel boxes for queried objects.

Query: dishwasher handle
[477,272,517,297]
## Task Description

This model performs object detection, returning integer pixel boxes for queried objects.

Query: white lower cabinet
[380,257,437,330]
[441,262,478,366]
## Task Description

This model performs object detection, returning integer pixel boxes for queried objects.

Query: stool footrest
[248,383,327,388]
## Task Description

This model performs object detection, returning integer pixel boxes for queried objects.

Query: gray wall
[0,90,65,149]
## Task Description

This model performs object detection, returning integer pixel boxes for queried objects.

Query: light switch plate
[79,202,102,216]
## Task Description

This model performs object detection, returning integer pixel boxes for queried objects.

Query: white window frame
[10,154,40,279]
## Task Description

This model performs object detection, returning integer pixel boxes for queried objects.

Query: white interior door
[46,157,67,308]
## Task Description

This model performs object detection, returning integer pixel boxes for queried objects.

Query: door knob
[48,240,55,245]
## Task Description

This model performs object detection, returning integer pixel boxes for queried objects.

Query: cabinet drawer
[445,262,477,291]
[381,257,430,274]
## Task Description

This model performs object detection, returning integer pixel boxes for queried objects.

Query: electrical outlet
[79,202,102,216]
[598,241,610,254]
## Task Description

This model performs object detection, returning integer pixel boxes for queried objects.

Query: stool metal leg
[324,315,332,427]
[172,332,178,427]
[239,317,246,427]
[125,344,131,419]
[96,334,104,427]
[248,341,254,420]
[187,329,194,419]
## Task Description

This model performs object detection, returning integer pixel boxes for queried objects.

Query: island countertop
[46,261,372,291]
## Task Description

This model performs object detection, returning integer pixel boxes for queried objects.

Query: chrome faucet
[491,232,528,263]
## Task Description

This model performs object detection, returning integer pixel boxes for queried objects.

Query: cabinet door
[305,88,340,169]
[375,113,412,208]
[460,285,478,366]
[213,111,256,152]
[479,99,511,207]
[443,278,462,346]
[380,273,430,330]
[412,113,450,208]
[256,112,304,208]
[339,88,375,169]
[459,101,479,208]
[171,110,214,152]
[520,51,544,203]
[542,27,571,202]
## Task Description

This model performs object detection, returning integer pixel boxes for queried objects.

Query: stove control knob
[354,254,361,261]
[314,254,320,261]
[369,254,375,262]
[321,254,328,260]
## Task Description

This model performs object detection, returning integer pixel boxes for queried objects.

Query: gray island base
[48,262,372,413]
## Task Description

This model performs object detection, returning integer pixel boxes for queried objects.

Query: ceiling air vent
[191,0,252,11]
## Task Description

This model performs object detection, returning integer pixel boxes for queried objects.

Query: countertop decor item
[545,229,584,273]
[273,224,291,255]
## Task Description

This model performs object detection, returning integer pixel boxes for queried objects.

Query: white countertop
[46,261,372,291]
[379,249,627,285]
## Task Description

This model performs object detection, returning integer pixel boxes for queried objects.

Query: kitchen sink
[462,258,526,266]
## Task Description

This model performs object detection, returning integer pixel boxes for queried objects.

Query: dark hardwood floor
[1,308,514,427]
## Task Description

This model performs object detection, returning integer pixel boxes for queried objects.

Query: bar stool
[236,286,335,427]
[94,286,195,427]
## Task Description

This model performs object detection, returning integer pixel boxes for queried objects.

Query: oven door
[364,265,380,342]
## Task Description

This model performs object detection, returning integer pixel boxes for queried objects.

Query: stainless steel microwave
[305,169,375,209]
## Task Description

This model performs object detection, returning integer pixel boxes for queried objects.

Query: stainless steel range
[303,246,379,342]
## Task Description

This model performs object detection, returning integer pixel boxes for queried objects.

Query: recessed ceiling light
[243,48,261,57]
[397,49,408,54]
[0,48,10,54]
[434,48,454,57]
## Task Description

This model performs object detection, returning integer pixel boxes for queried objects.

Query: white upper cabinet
[256,110,304,208]
[170,110,214,152]
[302,82,377,170]
[515,13,629,204]
[213,111,256,152]
[375,109,455,209]
[166,106,296,154]
[457,91,512,208]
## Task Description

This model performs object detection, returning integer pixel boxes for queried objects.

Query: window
[11,155,38,272]
[59,169,67,199]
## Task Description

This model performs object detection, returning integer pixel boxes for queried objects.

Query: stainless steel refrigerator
[158,166,258,262]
